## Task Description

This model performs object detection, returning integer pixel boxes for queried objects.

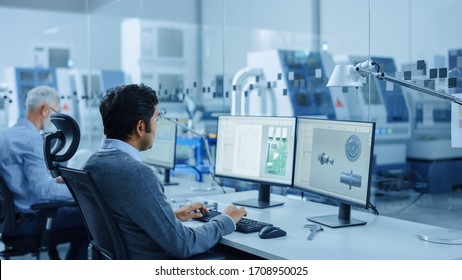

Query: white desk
[186,191,462,260]
[163,177,234,198]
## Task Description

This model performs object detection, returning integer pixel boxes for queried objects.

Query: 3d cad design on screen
[340,170,362,190]
[345,134,361,162]
[318,152,334,165]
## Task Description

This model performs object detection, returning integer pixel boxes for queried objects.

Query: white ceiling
[0,0,118,13]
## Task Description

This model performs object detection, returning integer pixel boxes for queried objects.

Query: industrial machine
[403,52,462,192]
[231,49,349,120]
[67,69,127,149]
[4,67,59,128]
[231,50,411,173]
[3,67,126,150]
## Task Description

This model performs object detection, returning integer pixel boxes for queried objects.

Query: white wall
[0,7,87,76]
[0,7,123,75]
[0,0,201,84]
[88,14,123,70]
[90,0,199,24]
[2,0,461,90]
[202,0,316,90]
[322,0,462,67]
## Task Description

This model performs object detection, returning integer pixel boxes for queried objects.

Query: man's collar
[99,138,143,162]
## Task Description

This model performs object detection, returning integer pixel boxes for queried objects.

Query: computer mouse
[259,226,287,239]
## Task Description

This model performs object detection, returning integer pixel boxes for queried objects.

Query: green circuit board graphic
[265,133,288,176]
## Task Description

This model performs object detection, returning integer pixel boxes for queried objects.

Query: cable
[390,192,425,215]
[201,136,226,193]
[153,165,163,175]
[367,202,379,215]
[160,112,226,193]
[175,163,202,180]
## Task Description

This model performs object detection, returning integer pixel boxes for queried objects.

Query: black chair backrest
[43,113,128,259]
[44,113,81,178]
[58,167,128,259]
[0,176,16,234]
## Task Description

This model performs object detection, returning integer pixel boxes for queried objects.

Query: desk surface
[186,191,462,260]
[163,177,234,198]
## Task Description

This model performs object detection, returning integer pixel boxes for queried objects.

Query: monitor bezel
[292,116,376,209]
[142,118,178,170]
[214,115,298,188]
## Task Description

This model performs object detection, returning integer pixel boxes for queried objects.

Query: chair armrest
[30,200,79,253]
[31,200,77,212]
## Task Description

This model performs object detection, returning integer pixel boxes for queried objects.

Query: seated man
[84,84,246,259]
[0,86,88,259]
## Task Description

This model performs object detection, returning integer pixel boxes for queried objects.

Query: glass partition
[0,0,461,230]
[214,0,462,229]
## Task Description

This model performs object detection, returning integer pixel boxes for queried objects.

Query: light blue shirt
[99,138,143,162]
[0,119,72,213]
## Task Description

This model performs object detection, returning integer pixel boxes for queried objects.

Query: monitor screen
[142,118,177,184]
[293,117,375,228]
[215,115,296,208]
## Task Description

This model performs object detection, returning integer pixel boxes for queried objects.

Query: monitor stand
[307,203,367,228]
[163,168,178,186]
[233,184,284,209]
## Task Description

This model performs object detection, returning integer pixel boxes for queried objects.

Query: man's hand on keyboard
[222,205,247,224]
[174,202,208,222]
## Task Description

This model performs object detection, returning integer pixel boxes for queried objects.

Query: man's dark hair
[100,84,159,140]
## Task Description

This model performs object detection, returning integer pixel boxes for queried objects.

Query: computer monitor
[293,117,375,228]
[215,115,296,208]
[141,118,178,185]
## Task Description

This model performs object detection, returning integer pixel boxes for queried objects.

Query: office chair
[43,113,128,259]
[44,114,226,260]
[0,175,85,260]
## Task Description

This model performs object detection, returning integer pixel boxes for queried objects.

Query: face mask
[42,115,54,132]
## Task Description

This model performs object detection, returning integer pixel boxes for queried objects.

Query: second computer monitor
[215,115,296,208]
[142,118,178,185]
[293,117,375,228]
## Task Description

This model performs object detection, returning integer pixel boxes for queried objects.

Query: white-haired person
[0,86,87,259]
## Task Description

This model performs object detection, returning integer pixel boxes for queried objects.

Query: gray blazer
[84,149,234,259]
